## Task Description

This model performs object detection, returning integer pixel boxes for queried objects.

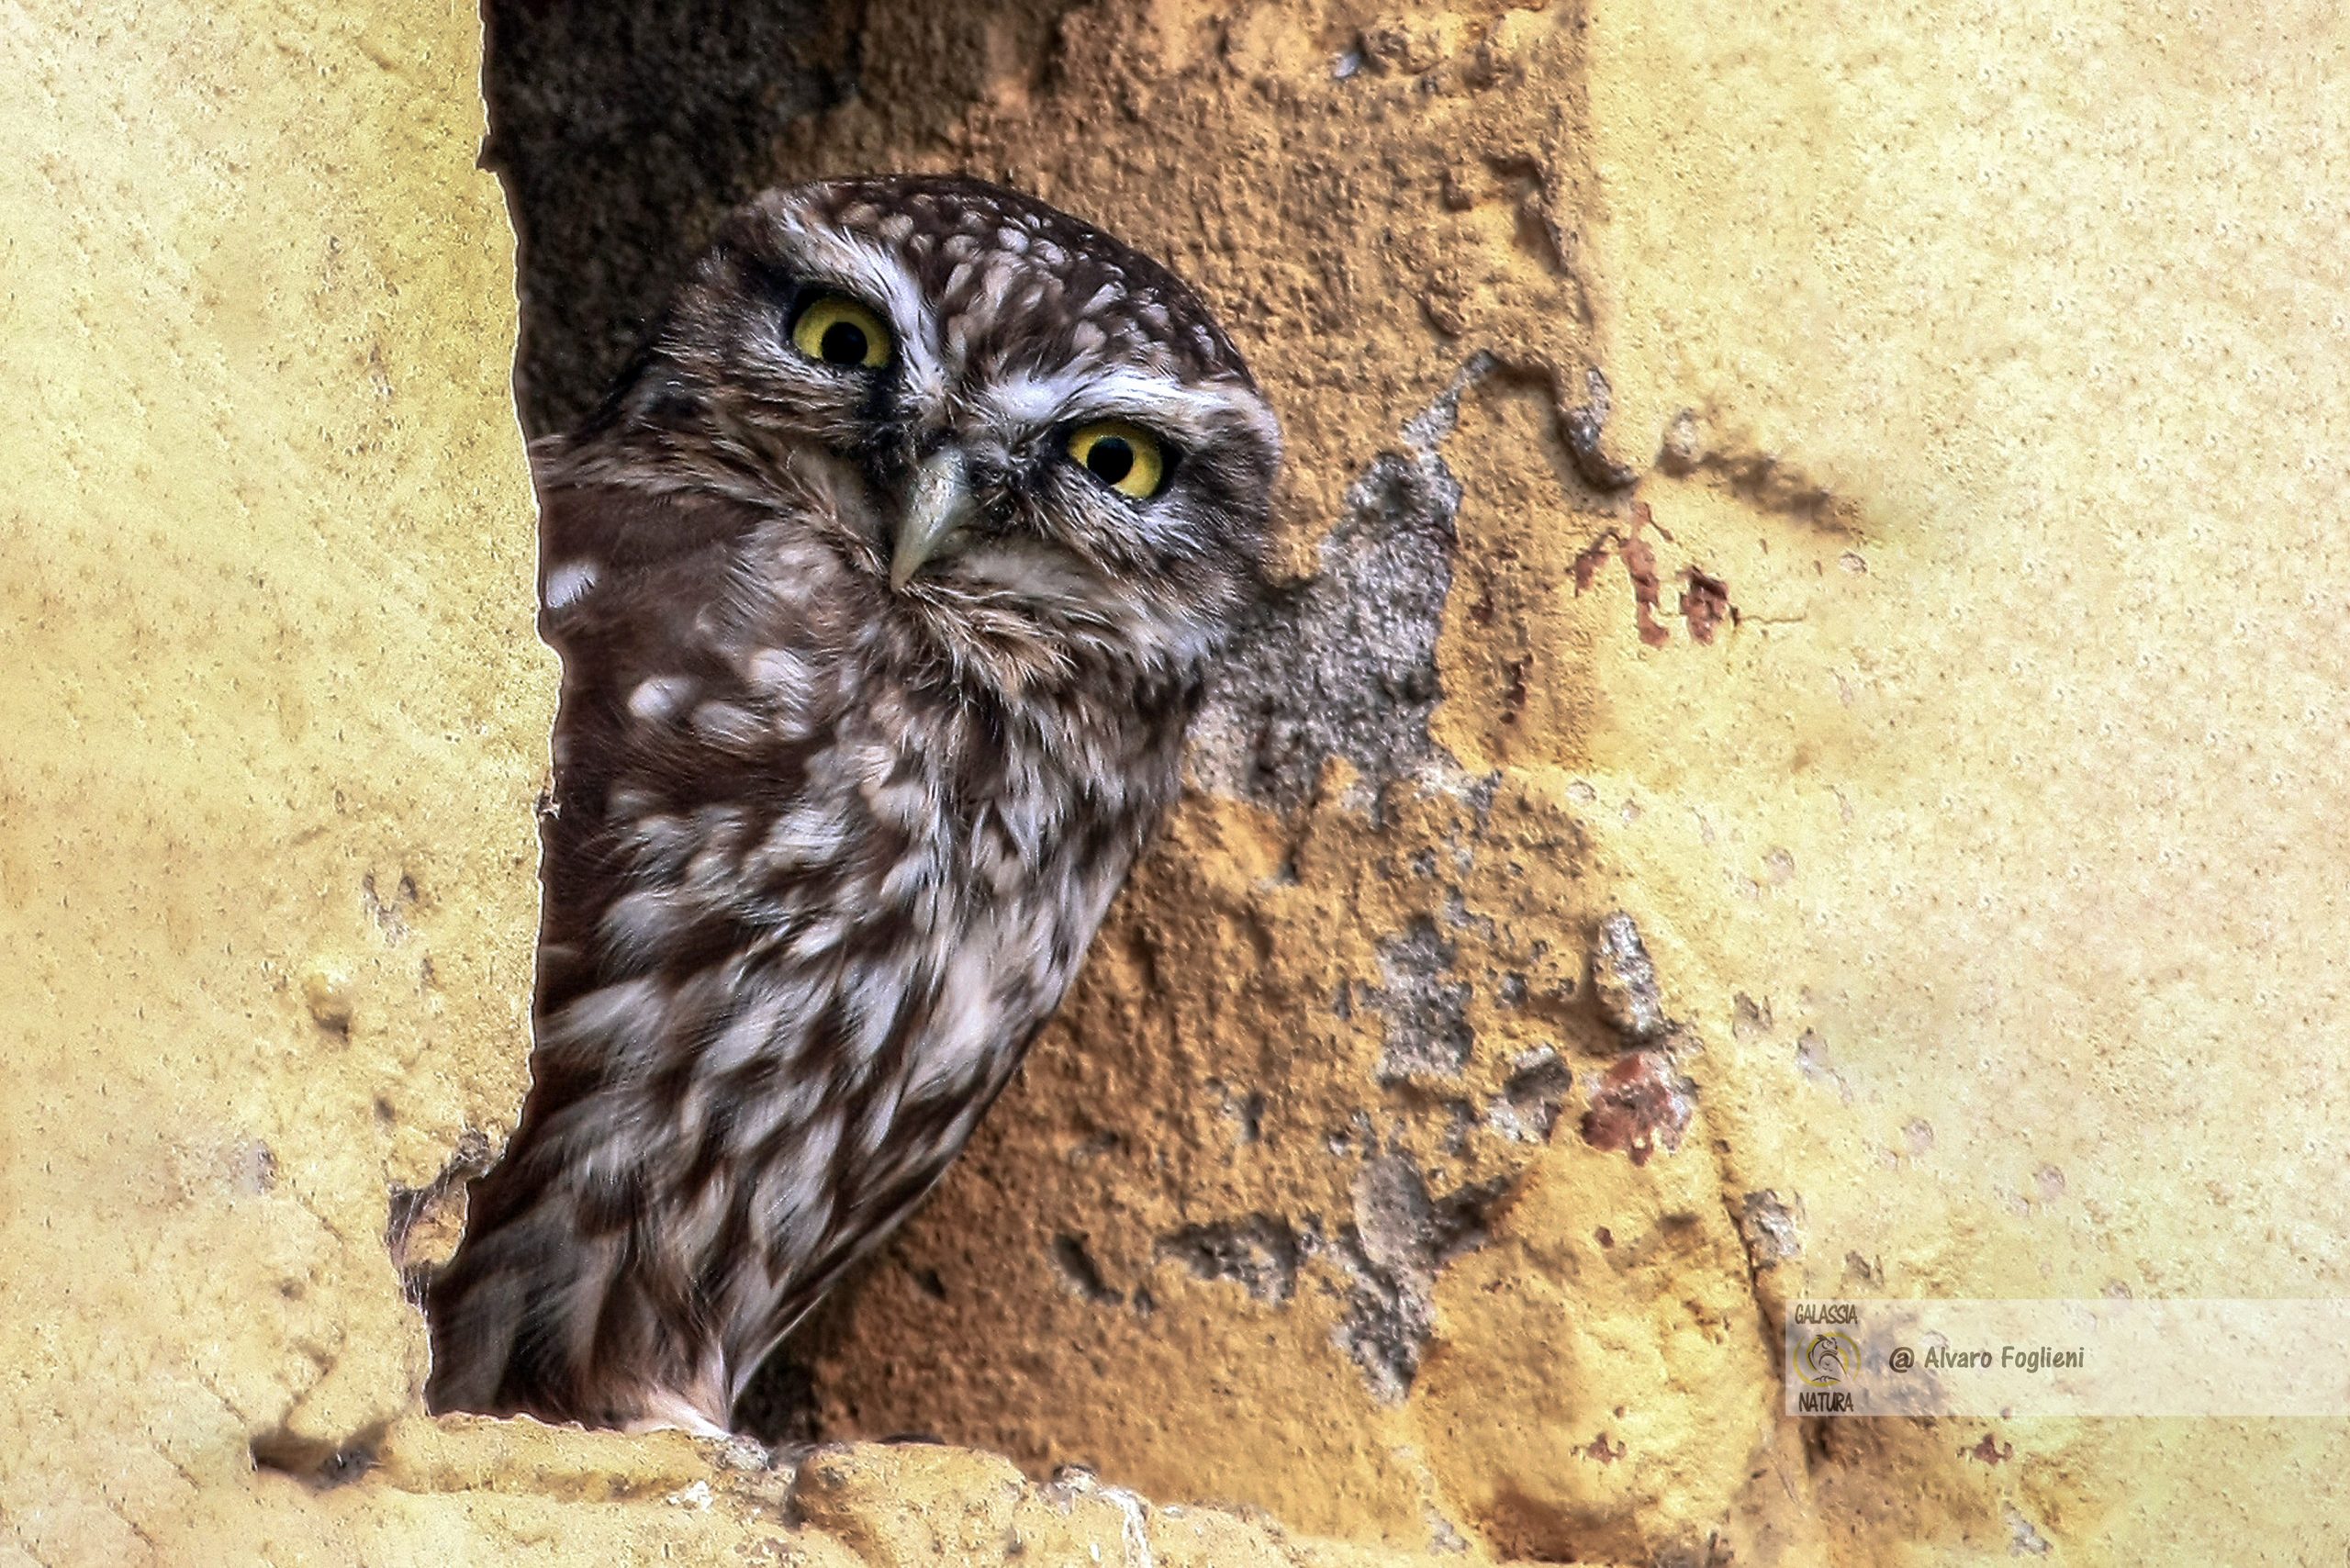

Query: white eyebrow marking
[976,364,1278,451]
[768,199,946,414]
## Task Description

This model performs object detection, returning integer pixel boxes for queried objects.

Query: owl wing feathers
[425,176,1274,1435]
[433,478,860,1427]
[430,474,1090,1429]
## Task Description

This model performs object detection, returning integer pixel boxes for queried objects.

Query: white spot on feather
[841,960,909,1070]
[755,1118,838,1236]
[877,846,941,913]
[628,676,695,722]
[755,797,854,873]
[903,934,1018,1101]
[543,559,599,610]
[691,700,766,748]
[544,977,670,1053]
[744,645,811,691]
[600,886,682,961]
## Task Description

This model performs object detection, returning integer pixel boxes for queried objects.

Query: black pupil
[818,319,867,364]
[1086,436,1136,486]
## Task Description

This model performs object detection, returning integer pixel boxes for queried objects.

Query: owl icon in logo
[1800,1332,1860,1387]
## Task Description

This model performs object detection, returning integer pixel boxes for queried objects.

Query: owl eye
[1066,420,1168,500]
[789,295,893,369]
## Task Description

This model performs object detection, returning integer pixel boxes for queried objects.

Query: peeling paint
[1157,1215,1301,1305]
[1580,1051,1696,1167]
[1192,398,1470,812]
[1587,911,1667,1046]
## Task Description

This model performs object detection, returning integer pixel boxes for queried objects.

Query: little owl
[424,175,1280,1434]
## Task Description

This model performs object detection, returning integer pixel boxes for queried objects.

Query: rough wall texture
[0,2,1467,1563]
[488,0,2350,1561]
[13,0,2350,1562]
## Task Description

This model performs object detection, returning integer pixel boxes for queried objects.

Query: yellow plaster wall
[8,0,2349,1562]
[1,0,543,1542]
[1582,4,2350,1558]
[0,3,1449,1563]
[767,1,2350,1561]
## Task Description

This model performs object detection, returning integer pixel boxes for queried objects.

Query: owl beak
[891,446,977,591]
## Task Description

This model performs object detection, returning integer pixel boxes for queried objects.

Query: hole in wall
[423,0,1097,1445]
[479,0,863,438]
[409,0,869,1433]
[423,9,1602,1539]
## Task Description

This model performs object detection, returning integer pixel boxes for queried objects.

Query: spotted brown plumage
[424,176,1280,1433]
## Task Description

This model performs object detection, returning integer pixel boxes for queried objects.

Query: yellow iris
[1067,420,1167,499]
[789,296,893,369]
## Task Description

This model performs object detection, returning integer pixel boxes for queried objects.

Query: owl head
[572,175,1281,692]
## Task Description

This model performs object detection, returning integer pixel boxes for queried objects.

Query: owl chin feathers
[424,175,1279,1433]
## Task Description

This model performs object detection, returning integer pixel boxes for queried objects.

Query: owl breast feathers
[424,175,1280,1434]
